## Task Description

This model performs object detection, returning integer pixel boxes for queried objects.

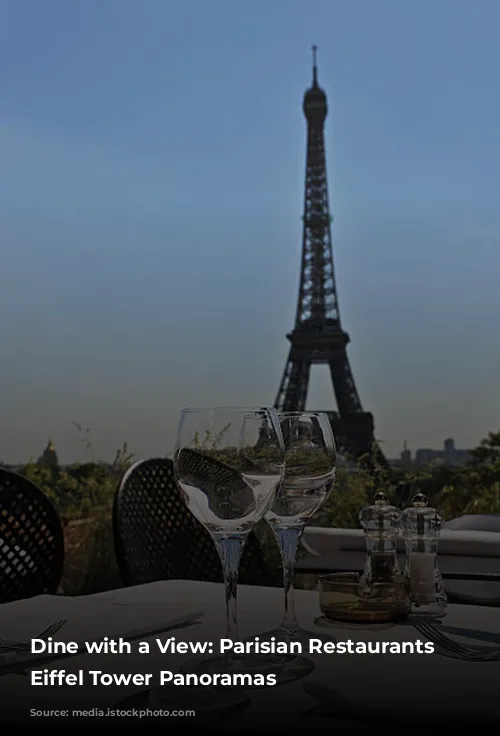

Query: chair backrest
[113,457,274,587]
[0,468,65,603]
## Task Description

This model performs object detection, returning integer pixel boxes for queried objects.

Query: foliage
[22,441,134,522]
[191,425,286,472]
[193,426,232,452]
[10,427,500,595]
[434,432,500,519]
[317,434,500,528]
[19,430,135,595]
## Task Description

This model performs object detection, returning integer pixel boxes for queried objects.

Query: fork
[413,617,500,661]
[0,619,67,652]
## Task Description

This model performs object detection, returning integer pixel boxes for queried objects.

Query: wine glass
[173,406,285,678]
[252,411,337,683]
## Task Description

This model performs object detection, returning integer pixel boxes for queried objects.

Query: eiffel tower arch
[275,48,384,464]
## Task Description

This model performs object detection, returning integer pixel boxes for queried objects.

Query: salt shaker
[400,492,447,617]
[359,491,401,584]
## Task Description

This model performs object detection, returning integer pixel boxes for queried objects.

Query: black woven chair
[113,457,276,587]
[0,468,65,604]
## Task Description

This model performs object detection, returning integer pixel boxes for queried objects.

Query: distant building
[388,440,413,470]
[415,438,471,468]
[399,441,413,470]
[389,438,472,469]
[37,438,59,467]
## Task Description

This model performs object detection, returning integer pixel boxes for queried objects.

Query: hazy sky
[1,0,499,464]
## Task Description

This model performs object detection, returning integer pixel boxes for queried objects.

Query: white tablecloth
[0,581,498,725]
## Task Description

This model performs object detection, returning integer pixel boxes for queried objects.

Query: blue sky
[1,0,499,463]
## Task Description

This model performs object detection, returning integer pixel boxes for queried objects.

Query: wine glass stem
[275,526,303,633]
[213,533,247,642]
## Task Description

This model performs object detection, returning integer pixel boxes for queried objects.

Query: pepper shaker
[359,491,401,585]
[400,492,447,617]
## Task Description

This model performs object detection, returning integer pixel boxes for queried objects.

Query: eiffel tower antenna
[312,45,318,84]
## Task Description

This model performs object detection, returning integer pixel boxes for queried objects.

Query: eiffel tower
[275,48,382,462]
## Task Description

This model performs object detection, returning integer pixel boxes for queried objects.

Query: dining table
[0,580,499,728]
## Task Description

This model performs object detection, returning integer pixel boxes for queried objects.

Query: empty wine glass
[173,406,285,678]
[251,411,337,683]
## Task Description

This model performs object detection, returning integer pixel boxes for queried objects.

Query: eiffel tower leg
[327,353,363,416]
[275,348,311,412]
[327,357,383,463]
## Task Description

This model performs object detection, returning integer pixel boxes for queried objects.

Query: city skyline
[1,433,472,469]
[1,1,500,463]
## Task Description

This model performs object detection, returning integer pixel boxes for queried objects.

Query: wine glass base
[241,624,337,685]
[266,654,315,685]
[180,653,283,688]
[149,683,250,718]
[181,650,316,688]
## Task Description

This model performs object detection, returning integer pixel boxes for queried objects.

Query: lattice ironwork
[113,457,276,587]
[0,468,64,603]
[275,48,382,462]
